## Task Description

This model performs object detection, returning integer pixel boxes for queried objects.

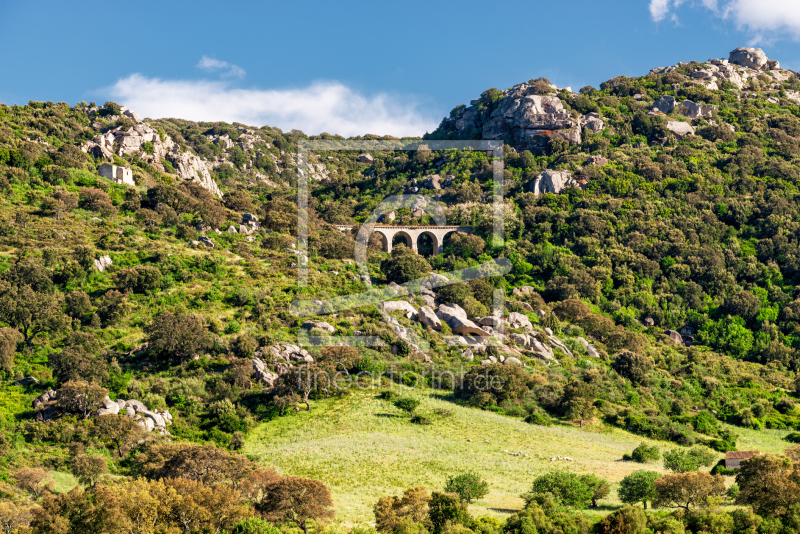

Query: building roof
[726,450,760,459]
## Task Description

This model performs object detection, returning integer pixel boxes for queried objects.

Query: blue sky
[1,0,799,136]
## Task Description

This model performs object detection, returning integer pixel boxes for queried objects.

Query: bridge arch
[417,231,439,257]
[392,231,414,252]
[334,225,472,256]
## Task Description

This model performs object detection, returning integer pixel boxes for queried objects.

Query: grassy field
[244,386,788,525]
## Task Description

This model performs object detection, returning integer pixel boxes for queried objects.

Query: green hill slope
[243,386,790,523]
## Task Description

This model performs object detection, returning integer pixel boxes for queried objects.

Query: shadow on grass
[590,504,620,512]
[488,507,520,514]
[430,392,460,403]
[375,413,405,419]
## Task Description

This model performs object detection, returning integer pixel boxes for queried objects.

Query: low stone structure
[725,450,759,469]
[98,163,135,186]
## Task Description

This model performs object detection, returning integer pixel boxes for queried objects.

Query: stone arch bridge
[334,224,472,255]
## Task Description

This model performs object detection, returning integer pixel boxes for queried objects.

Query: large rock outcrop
[31,391,172,434]
[729,47,768,70]
[81,112,222,198]
[530,169,582,196]
[482,93,580,151]
[436,304,490,337]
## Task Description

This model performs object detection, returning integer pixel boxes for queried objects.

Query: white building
[98,163,135,186]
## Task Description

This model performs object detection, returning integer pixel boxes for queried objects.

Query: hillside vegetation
[0,46,800,532]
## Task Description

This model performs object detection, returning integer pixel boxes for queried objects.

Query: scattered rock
[436,304,490,337]
[383,301,418,317]
[586,155,608,167]
[653,95,676,113]
[507,312,533,330]
[680,100,714,119]
[418,306,442,330]
[94,255,113,272]
[665,121,695,137]
[665,330,684,345]
[302,321,335,334]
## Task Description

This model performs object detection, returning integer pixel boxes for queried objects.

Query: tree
[56,381,108,419]
[736,453,800,517]
[257,476,335,534]
[95,290,129,326]
[394,397,420,418]
[612,351,652,385]
[618,470,660,509]
[444,472,489,504]
[445,232,485,259]
[0,282,68,347]
[48,331,108,385]
[456,363,532,407]
[231,518,283,534]
[29,485,129,534]
[64,290,92,319]
[653,472,725,510]
[116,478,180,534]
[144,311,213,364]
[14,468,54,500]
[239,469,281,507]
[580,474,610,507]
[663,446,717,473]
[595,506,647,534]
[134,443,255,485]
[165,477,251,534]
[92,414,141,457]
[526,471,593,509]
[722,290,762,324]
[560,380,595,427]
[0,328,22,374]
[631,442,660,463]
[428,492,470,534]
[0,500,33,534]
[79,187,116,217]
[374,486,431,533]
[70,454,107,489]
[42,188,78,221]
[381,245,432,284]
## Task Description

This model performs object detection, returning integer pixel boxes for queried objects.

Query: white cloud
[649,0,671,21]
[107,74,439,137]
[197,56,246,78]
[723,0,800,41]
[649,0,686,23]
[649,0,800,40]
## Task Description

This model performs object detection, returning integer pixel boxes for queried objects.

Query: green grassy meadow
[245,386,789,525]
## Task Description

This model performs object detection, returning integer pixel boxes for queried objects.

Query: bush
[380,245,432,284]
[394,397,420,417]
[525,471,593,509]
[662,446,716,473]
[785,432,800,443]
[630,442,660,463]
[612,351,652,385]
[595,506,647,534]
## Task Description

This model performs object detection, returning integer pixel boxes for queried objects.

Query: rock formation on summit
[81,109,223,197]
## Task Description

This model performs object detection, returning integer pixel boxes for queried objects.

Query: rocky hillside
[1,45,800,532]
[428,46,798,153]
